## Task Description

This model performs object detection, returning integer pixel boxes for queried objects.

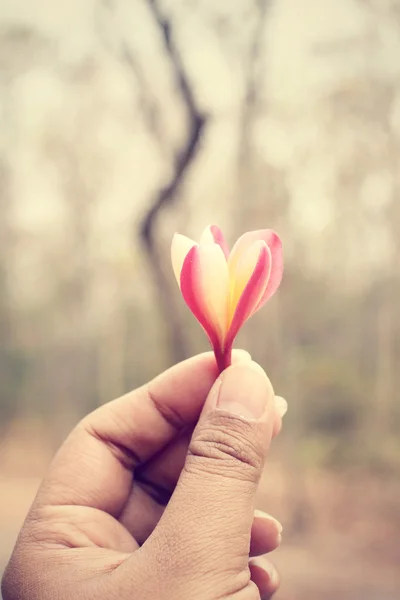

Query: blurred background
[1,0,400,598]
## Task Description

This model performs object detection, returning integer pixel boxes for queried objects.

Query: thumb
[148,361,275,593]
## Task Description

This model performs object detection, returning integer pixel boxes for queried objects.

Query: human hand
[2,351,287,600]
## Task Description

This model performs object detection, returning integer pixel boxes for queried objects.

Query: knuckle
[186,412,264,483]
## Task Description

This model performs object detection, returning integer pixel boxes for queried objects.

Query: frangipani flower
[171,225,283,372]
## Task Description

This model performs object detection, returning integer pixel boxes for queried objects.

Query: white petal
[196,243,230,340]
[229,240,270,320]
[171,233,197,285]
[199,225,216,245]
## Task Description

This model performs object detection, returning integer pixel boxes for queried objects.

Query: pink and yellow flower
[171,225,283,372]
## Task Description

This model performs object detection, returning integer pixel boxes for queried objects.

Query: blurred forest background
[1,0,400,598]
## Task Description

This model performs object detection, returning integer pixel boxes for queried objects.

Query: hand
[2,351,287,600]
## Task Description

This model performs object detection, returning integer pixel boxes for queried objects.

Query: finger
[135,430,192,497]
[249,556,280,599]
[122,481,284,554]
[119,393,285,545]
[132,362,276,591]
[134,395,286,500]
[33,351,250,516]
[250,510,282,556]
[119,431,190,541]
[122,462,284,553]
[119,484,164,545]
[121,432,284,548]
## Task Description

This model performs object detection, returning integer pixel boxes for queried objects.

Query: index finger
[33,351,251,517]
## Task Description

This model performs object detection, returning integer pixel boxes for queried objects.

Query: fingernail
[275,396,288,417]
[250,557,279,585]
[254,509,283,534]
[215,362,271,420]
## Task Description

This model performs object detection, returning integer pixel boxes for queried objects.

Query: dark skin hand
[2,351,287,600]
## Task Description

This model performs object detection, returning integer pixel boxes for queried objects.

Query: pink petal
[229,229,283,311]
[226,243,271,348]
[200,225,230,259]
[180,244,229,350]
[254,231,283,310]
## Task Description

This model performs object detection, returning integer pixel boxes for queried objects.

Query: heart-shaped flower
[171,225,283,372]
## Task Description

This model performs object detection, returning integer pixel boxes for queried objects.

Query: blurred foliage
[0,0,399,476]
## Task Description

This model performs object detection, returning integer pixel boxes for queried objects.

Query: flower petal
[226,242,271,347]
[229,240,269,319]
[254,232,283,309]
[171,233,197,286]
[229,229,283,309]
[180,243,230,346]
[200,225,230,258]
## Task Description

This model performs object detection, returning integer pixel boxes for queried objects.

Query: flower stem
[214,346,232,374]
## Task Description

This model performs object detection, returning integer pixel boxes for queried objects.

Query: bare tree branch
[96,0,206,363]
[138,0,207,363]
[140,0,206,241]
